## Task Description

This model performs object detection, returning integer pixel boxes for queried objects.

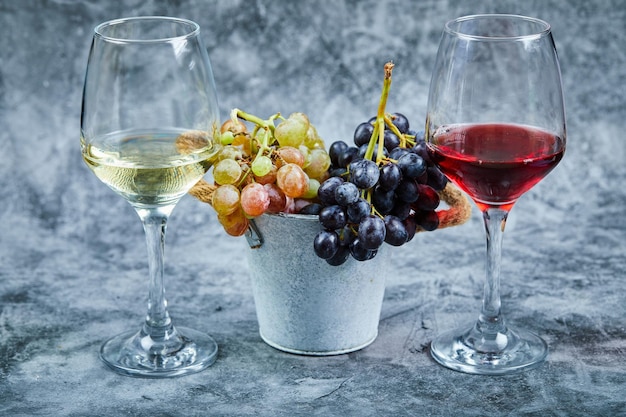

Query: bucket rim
[262,212,319,222]
[246,212,319,248]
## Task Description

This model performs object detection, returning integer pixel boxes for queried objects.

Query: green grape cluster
[210,109,331,236]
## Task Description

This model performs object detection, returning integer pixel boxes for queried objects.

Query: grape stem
[384,114,410,148]
[251,128,272,168]
[231,108,276,133]
[365,62,394,164]
[231,108,281,178]
[402,132,417,149]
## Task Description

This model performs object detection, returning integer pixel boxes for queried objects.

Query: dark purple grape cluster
[313,113,449,265]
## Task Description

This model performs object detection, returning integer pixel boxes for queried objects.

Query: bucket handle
[245,220,264,249]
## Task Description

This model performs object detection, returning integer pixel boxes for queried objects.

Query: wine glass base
[430,325,548,375]
[100,326,218,378]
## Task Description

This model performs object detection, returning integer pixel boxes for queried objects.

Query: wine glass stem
[478,208,509,335]
[136,205,175,337]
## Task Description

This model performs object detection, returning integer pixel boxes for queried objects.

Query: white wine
[82,129,219,206]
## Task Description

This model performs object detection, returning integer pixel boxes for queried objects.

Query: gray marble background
[1,0,625,416]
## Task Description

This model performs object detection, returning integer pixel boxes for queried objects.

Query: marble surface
[1,0,625,415]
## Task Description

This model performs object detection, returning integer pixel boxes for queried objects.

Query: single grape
[411,141,432,165]
[304,148,331,179]
[217,145,243,161]
[404,216,418,242]
[302,178,321,199]
[298,203,322,215]
[329,140,349,166]
[389,200,411,220]
[426,166,448,191]
[275,113,309,148]
[220,118,247,136]
[304,123,324,149]
[349,158,379,189]
[378,162,402,191]
[383,130,400,151]
[334,182,360,206]
[254,164,278,185]
[349,237,377,261]
[397,152,427,179]
[338,146,360,168]
[313,230,340,259]
[289,112,311,128]
[264,183,287,213]
[326,245,351,266]
[390,113,409,134]
[413,130,425,142]
[211,184,240,216]
[396,178,420,203]
[416,169,429,185]
[353,122,374,147]
[240,182,270,217]
[338,225,357,245]
[372,185,395,214]
[213,158,242,185]
[217,207,249,237]
[413,184,440,211]
[251,155,273,177]
[317,176,344,205]
[298,145,310,164]
[346,198,371,223]
[383,215,408,246]
[358,215,386,249]
[276,163,309,198]
[219,131,235,145]
[415,210,440,231]
[329,167,348,178]
[319,205,347,230]
[293,198,312,213]
[231,132,252,155]
[281,197,296,214]
[276,146,305,167]
[389,147,408,161]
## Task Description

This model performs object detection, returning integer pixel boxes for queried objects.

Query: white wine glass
[80,16,221,377]
[425,14,566,374]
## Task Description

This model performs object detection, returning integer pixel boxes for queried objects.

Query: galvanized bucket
[246,213,386,356]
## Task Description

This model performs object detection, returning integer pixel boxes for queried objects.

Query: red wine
[428,123,565,211]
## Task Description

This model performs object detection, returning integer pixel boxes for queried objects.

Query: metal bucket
[246,213,386,356]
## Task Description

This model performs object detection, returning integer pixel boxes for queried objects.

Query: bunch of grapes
[190,62,469,267]
[311,62,450,265]
[210,109,331,236]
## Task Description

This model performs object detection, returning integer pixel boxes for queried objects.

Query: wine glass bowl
[428,123,565,212]
[80,17,221,377]
[425,14,566,374]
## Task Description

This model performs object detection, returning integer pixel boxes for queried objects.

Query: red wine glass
[425,14,566,374]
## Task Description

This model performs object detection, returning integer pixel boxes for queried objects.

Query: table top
[1,1,624,416]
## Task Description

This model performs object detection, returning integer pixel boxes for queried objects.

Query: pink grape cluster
[210,110,331,236]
